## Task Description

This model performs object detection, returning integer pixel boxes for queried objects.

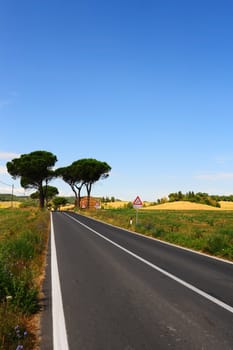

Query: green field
[0,208,49,350]
[84,208,233,261]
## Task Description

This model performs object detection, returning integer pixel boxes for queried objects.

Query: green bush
[204,234,228,255]
[0,232,42,314]
[152,227,165,238]
[10,276,39,314]
[0,208,49,349]
[126,202,133,209]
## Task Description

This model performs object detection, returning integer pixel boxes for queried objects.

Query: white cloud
[16,188,29,195]
[0,152,20,160]
[0,165,7,174]
[196,172,233,181]
[0,186,25,195]
[0,186,13,193]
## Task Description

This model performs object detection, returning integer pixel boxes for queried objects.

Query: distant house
[80,196,101,209]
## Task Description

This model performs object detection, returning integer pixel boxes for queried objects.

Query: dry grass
[142,201,218,210]
[103,201,129,208]
[0,201,21,208]
[143,200,233,210]
[218,201,233,210]
[103,201,151,209]
[60,204,75,210]
[97,200,233,210]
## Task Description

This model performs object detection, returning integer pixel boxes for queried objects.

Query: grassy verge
[0,208,50,350]
[82,209,233,261]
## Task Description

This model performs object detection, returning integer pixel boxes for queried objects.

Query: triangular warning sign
[133,196,143,207]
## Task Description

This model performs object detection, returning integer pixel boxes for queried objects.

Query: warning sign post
[133,196,143,224]
[133,196,143,208]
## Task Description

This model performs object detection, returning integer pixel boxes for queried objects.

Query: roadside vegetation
[0,208,50,350]
[83,208,233,261]
[155,191,233,208]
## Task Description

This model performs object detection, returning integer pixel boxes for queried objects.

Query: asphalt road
[41,211,233,350]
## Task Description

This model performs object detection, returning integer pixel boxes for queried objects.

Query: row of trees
[167,191,233,203]
[7,150,111,209]
[157,191,221,207]
[101,196,118,203]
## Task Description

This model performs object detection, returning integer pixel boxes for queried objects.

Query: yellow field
[142,200,233,210]
[2,200,233,211]
[95,200,233,210]
[219,201,233,210]
[60,204,75,210]
[103,201,129,208]
[0,201,21,208]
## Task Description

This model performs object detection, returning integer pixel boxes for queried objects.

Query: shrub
[126,202,133,209]
[204,234,228,255]
[152,227,165,238]
[0,208,49,349]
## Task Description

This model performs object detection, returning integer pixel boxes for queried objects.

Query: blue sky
[0,0,233,201]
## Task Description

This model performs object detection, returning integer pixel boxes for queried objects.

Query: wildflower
[14,325,21,338]
[6,295,13,301]
[16,345,23,350]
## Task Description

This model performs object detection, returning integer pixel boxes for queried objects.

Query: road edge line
[51,212,69,350]
[74,212,233,265]
[64,212,233,315]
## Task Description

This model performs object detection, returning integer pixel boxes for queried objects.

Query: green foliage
[101,196,116,203]
[0,208,49,349]
[126,201,133,209]
[0,215,47,313]
[7,150,57,208]
[0,193,14,201]
[77,158,111,208]
[56,158,111,208]
[151,227,165,238]
[56,163,84,208]
[204,235,227,255]
[31,185,59,204]
[165,191,221,207]
[0,194,34,203]
[52,196,68,210]
[84,208,233,261]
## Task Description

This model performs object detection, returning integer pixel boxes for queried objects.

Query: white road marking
[64,212,233,315]
[51,213,69,350]
[80,212,233,265]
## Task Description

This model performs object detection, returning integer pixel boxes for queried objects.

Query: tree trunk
[77,187,81,208]
[44,182,48,207]
[71,185,78,208]
[74,183,84,209]
[39,183,45,208]
[86,183,92,209]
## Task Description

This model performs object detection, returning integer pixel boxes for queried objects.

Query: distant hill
[142,201,233,210]
[0,193,27,202]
